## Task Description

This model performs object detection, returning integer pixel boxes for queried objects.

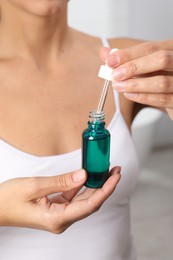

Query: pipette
[97,48,118,112]
[97,79,110,112]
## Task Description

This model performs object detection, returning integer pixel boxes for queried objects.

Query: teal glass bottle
[82,110,110,188]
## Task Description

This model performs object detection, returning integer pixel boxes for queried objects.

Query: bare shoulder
[108,37,144,49]
[70,28,102,52]
[70,29,144,52]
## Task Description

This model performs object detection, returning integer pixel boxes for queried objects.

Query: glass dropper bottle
[82,49,117,188]
[82,110,110,188]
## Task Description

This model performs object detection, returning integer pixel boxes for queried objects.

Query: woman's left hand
[100,40,173,120]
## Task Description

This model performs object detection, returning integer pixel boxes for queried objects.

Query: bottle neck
[88,110,105,130]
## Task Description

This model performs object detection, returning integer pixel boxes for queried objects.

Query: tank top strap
[101,38,110,48]
[101,38,121,113]
[113,89,120,113]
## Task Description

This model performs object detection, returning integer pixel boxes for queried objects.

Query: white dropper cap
[98,48,118,81]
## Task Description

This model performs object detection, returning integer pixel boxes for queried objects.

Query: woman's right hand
[100,40,173,120]
[0,167,121,234]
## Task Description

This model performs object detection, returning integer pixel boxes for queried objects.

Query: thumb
[27,169,87,200]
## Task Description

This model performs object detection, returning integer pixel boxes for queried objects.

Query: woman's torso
[0,33,139,260]
[0,92,139,260]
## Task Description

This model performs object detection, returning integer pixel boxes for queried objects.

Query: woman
[0,1,172,259]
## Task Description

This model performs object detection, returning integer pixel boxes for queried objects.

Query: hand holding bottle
[100,40,173,120]
[0,167,121,233]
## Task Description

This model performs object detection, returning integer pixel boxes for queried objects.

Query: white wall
[128,0,173,40]
[68,0,129,37]
[69,0,173,40]
[153,113,173,147]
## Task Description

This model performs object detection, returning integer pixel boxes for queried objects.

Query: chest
[0,68,116,156]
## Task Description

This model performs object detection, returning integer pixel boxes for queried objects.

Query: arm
[100,39,173,120]
[0,167,120,234]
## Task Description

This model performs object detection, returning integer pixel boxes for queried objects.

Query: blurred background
[68,1,173,259]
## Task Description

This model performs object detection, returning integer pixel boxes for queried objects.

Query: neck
[0,2,71,66]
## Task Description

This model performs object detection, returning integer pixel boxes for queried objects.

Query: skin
[0,0,172,233]
[0,167,121,233]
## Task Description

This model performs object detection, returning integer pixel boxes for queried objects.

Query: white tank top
[0,41,139,260]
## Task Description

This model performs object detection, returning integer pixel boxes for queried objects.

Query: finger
[73,166,122,202]
[26,169,87,200]
[112,51,173,81]
[124,92,173,109]
[166,108,173,120]
[72,187,97,202]
[106,40,173,68]
[64,166,121,222]
[49,186,82,204]
[113,75,173,94]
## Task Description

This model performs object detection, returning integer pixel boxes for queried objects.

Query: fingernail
[106,54,120,67]
[113,67,126,80]
[112,81,126,90]
[124,93,138,99]
[116,166,121,173]
[72,170,86,183]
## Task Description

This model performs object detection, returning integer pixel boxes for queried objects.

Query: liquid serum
[82,110,110,188]
[82,49,118,188]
